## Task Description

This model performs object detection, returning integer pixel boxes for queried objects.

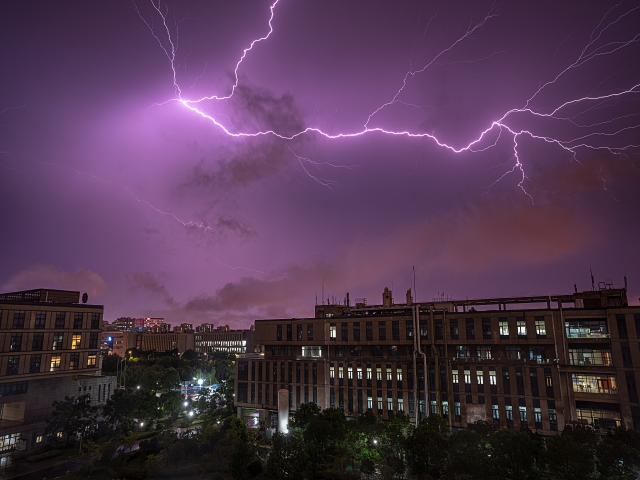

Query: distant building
[235,283,640,436]
[0,289,115,467]
[196,323,215,333]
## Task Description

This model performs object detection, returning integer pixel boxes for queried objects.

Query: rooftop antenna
[624,273,628,291]
[413,266,416,304]
[590,268,595,291]
[322,277,325,305]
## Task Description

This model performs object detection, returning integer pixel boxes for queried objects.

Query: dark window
[515,367,525,395]
[366,322,373,341]
[89,332,99,349]
[0,382,28,396]
[313,363,317,384]
[266,384,270,405]
[420,319,428,339]
[32,333,44,351]
[450,319,459,340]
[336,346,346,357]
[35,311,46,329]
[342,323,348,341]
[307,324,313,341]
[238,361,249,381]
[482,318,491,339]
[622,343,633,367]
[406,320,413,339]
[378,322,386,340]
[297,324,303,340]
[313,386,318,403]
[466,319,475,340]
[30,354,42,373]
[6,356,20,375]
[351,345,362,356]
[304,386,309,403]
[392,321,400,340]
[388,345,399,356]
[12,311,25,329]
[237,383,248,403]
[55,312,66,329]
[330,388,335,407]
[304,363,309,383]
[372,345,383,357]
[53,333,64,350]
[272,362,277,381]
[10,333,23,351]
[286,324,292,341]
[276,325,282,341]
[251,363,255,381]
[435,319,443,340]
[503,368,511,395]
[530,368,539,397]
[353,323,360,341]
[296,363,301,383]
[271,346,281,356]
[284,346,294,356]
[288,363,293,383]
[266,362,270,382]
[617,315,629,339]
[626,371,638,403]
[548,400,558,430]
[90,313,101,329]
[73,313,83,329]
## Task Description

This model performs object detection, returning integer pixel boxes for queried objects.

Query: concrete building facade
[235,284,640,436]
[0,289,115,468]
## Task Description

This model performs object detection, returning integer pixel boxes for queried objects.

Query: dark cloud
[2,265,107,297]
[127,272,177,307]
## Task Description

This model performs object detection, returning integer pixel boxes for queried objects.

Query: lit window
[386,368,392,381]
[376,367,382,381]
[36,436,43,443]
[499,320,509,336]
[535,318,546,337]
[366,367,372,380]
[367,396,373,409]
[50,355,61,372]
[56,432,63,438]
[476,370,484,385]
[396,368,403,381]
[398,398,404,411]
[377,397,383,410]
[464,369,471,384]
[329,324,337,339]
[492,404,499,419]
[348,366,353,379]
[71,334,82,350]
[338,366,344,379]
[357,367,363,380]
[489,369,497,385]
[87,353,97,367]
[387,397,393,411]
[517,319,527,336]
[452,371,459,384]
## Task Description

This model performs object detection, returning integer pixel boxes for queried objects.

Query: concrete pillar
[237,406,243,419]
[278,389,289,433]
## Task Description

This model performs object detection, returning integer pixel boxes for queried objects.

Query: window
[277,325,282,341]
[338,365,344,380]
[406,320,413,338]
[307,324,314,341]
[499,318,509,337]
[73,313,83,329]
[371,345,383,357]
[367,394,373,410]
[387,396,393,411]
[30,354,42,373]
[476,368,484,385]
[376,366,382,381]
[452,371,459,384]
[286,324,292,341]
[568,348,612,366]
[348,366,353,380]
[366,366,372,380]
[535,316,546,337]
[335,346,345,357]
[366,322,373,341]
[617,315,628,339]
[464,369,471,385]
[447,319,458,341]
[392,321,400,340]
[482,318,491,339]
[420,319,428,338]
[377,394,383,411]
[85,352,96,368]
[489,369,497,385]
[12,311,26,328]
[548,400,558,430]
[386,367,392,381]
[70,353,80,370]
[301,346,322,357]
[36,436,43,444]
[456,345,471,358]
[398,397,404,411]
[271,346,281,356]
[55,312,66,329]
[466,319,475,339]
[565,318,608,338]
[378,322,386,340]
[53,333,64,350]
[330,365,335,380]
[357,366,363,380]
[506,404,513,421]
[91,313,101,329]
[297,324,303,340]
[492,403,500,421]
[435,319,443,340]
[572,373,617,394]
[285,345,294,356]
[506,345,522,360]
[10,333,23,351]
[477,346,492,360]
[517,318,527,337]
[342,323,348,341]
[6,356,20,375]
[519,405,527,423]
[89,332,99,349]
[353,323,360,341]
[534,406,542,426]
[388,345,399,356]
[71,334,82,350]
[35,311,46,329]
[454,401,461,421]
[330,324,337,339]
[397,368,403,381]
[32,333,44,351]
[0,382,28,396]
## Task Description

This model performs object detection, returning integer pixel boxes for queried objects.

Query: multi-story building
[0,289,116,467]
[194,325,254,355]
[235,284,640,435]
[196,323,215,333]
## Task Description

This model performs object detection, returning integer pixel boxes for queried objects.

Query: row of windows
[273,314,640,343]
[3,352,98,375]
[0,310,101,330]
[4,332,99,351]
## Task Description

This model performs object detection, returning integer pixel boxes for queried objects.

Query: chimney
[406,288,412,306]
[383,287,393,307]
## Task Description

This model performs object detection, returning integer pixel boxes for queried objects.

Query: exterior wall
[235,288,640,436]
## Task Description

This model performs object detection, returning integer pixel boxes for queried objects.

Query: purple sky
[2,0,639,327]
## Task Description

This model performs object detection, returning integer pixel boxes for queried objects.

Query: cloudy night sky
[1,0,639,327]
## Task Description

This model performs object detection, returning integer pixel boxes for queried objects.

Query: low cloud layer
[2,265,107,297]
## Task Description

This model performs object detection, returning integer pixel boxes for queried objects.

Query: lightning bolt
[135,0,640,204]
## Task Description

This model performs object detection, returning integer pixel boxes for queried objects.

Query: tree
[303,407,347,469]
[291,402,321,431]
[596,427,640,480]
[490,428,539,480]
[45,394,98,446]
[159,367,181,391]
[406,415,449,480]
[267,431,308,480]
[544,426,598,480]
[103,388,136,431]
[449,425,493,480]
